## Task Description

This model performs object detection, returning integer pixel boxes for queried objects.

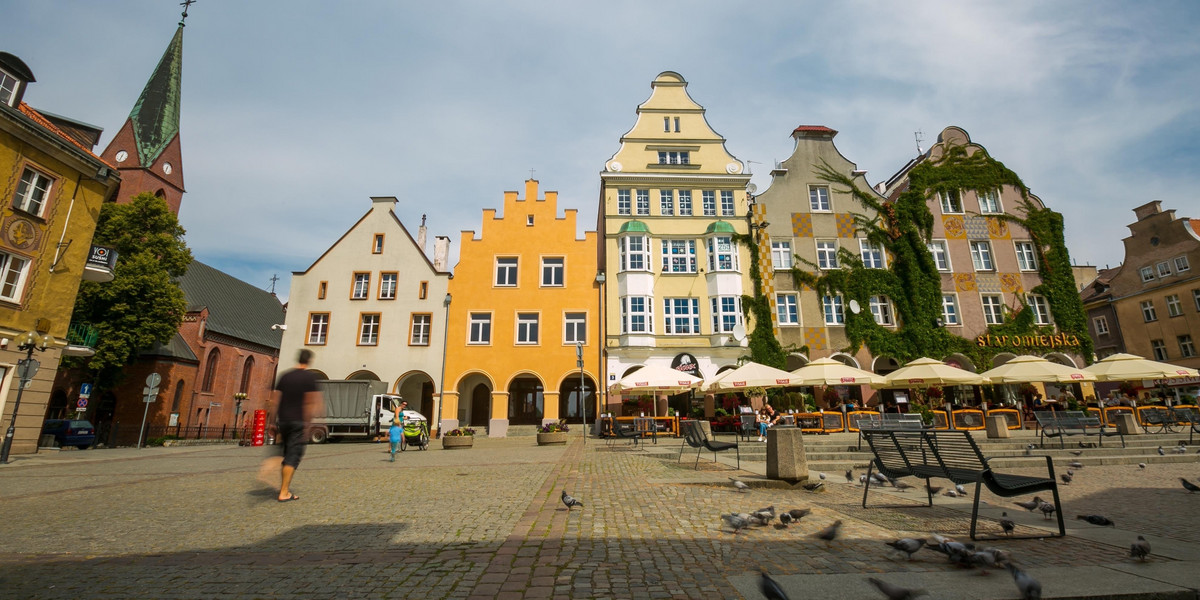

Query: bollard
[985,415,1011,439]
[1113,413,1139,435]
[766,427,809,483]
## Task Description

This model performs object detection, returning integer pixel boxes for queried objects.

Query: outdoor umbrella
[788,357,884,386]
[1082,353,1199,382]
[608,364,704,420]
[706,361,795,392]
[978,355,1097,384]
[879,357,989,388]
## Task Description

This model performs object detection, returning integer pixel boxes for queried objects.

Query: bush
[444,427,476,437]
[146,435,179,447]
[538,420,569,433]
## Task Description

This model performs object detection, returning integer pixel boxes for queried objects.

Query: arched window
[239,356,254,393]
[171,380,185,412]
[201,348,220,392]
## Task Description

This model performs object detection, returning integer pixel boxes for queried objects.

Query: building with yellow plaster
[441,179,600,437]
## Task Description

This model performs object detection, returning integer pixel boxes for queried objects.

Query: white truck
[310,380,402,443]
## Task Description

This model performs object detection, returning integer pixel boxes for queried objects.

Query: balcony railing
[63,322,98,357]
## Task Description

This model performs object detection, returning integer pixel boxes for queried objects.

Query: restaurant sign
[670,353,700,376]
[975,333,1082,348]
[87,245,118,269]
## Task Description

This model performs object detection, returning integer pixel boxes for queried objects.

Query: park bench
[860,429,934,508]
[857,413,927,450]
[678,420,740,470]
[1034,410,1124,449]
[1141,406,1197,435]
[1171,407,1200,443]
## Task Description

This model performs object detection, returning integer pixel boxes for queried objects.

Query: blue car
[41,419,96,449]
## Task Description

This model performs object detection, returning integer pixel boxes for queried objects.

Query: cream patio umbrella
[879,357,989,388]
[608,364,704,420]
[979,355,1097,384]
[1082,353,1199,382]
[706,361,796,392]
[788,357,884,386]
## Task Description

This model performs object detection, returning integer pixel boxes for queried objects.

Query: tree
[66,193,192,388]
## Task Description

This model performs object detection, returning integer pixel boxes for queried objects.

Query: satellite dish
[732,323,747,341]
[848,299,862,314]
[747,183,758,194]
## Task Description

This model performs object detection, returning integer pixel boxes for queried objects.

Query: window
[657,151,689,165]
[702,190,716,216]
[1140,267,1155,282]
[495,257,518,286]
[941,294,961,326]
[1151,339,1168,361]
[541,257,564,287]
[619,235,650,272]
[939,190,963,213]
[13,167,52,217]
[419,281,428,300]
[318,281,327,300]
[617,189,631,215]
[981,295,1005,325]
[1015,241,1038,271]
[526,215,534,226]
[708,236,737,271]
[978,189,1001,213]
[1141,300,1157,322]
[201,349,220,392]
[359,314,380,345]
[372,234,384,254]
[307,313,329,344]
[516,313,539,344]
[1175,255,1190,272]
[1027,294,1051,325]
[1194,289,1200,311]
[635,189,650,215]
[869,296,894,326]
[352,273,370,299]
[720,191,735,216]
[674,117,680,132]
[0,68,18,106]
[410,314,431,346]
[662,239,697,273]
[809,186,830,211]
[711,296,742,333]
[1093,315,1109,336]
[859,239,885,269]
[928,241,950,271]
[969,240,994,271]
[469,313,492,344]
[0,251,30,303]
[621,296,652,334]
[663,297,700,334]
[659,189,674,215]
[663,116,670,132]
[1166,294,1183,317]
[776,293,799,325]
[564,312,587,344]
[822,295,845,325]
[1157,261,1172,278]
[771,241,793,270]
[1180,335,1197,358]
[379,272,397,299]
[678,190,692,216]
[816,240,838,270]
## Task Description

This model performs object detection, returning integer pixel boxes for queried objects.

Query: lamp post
[434,292,451,438]
[1,330,56,464]
[594,271,605,433]
[233,392,247,438]
[576,342,585,445]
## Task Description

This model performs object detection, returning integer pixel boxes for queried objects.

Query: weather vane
[180,0,196,26]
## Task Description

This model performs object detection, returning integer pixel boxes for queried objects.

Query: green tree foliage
[735,231,787,368]
[67,193,192,387]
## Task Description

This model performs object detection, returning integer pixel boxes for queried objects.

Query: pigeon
[1174,445,1187,455]
[860,474,868,485]
[1070,450,1084,456]
[759,571,790,600]
[801,481,824,492]
[754,505,777,518]
[999,512,1015,536]
[1067,461,1084,469]
[1038,500,1057,520]
[1181,478,1200,493]
[967,548,999,573]
[944,490,960,498]
[1077,514,1116,527]
[885,538,926,560]
[868,577,928,600]
[561,490,583,510]
[787,508,812,521]
[939,540,975,564]
[1138,463,1146,470]
[730,478,750,493]
[845,469,854,483]
[926,484,943,495]
[1130,535,1151,561]
[721,513,749,533]
[1024,444,1033,456]
[748,514,772,527]
[956,484,967,495]
[1014,497,1043,512]
[813,520,842,542]
[1007,563,1042,600]
[982,546,1013,566]
[778,512,794,527]
[893,480,914,491]
[1158,446,1165,456]
[1060,472,1072,485]
[818,472,827,480]
[885,475,900,487]
[874,472,890,485]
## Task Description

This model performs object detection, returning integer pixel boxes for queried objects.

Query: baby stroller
[397,409,429,451]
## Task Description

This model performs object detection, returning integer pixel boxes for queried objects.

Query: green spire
[129,26,183,167]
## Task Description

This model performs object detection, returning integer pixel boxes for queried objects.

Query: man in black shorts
[270,349,322,502]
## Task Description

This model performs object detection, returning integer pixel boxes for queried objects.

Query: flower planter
[536,432,568,446]
[442,436,474,449]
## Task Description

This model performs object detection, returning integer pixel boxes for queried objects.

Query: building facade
[279,197,451,423]
[442,179,600,436]
[599,72,753,415]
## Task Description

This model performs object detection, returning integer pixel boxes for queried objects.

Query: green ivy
[735,231,787,368]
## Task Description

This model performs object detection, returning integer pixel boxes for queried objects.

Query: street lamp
[434,292,451,438]
[233,392,247,437]
[576,342,585,445]
[1,330,56,464]
[594,271,605,432]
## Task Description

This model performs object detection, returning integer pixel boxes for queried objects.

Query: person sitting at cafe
[756,403,779,442]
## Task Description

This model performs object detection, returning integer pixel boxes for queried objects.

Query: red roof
[17,102,115,170]
[1191,219,1200,237]
[793,125,838,135]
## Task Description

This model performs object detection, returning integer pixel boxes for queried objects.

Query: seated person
[756,403,779,441]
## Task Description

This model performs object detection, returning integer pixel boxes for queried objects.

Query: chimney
[433,236,450,272]
[1133,201,1162,222]
[417,214,427,251]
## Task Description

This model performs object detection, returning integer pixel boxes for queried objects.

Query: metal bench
[1035,411,1124,448]
[1142,406,1196,434]
[860,429,935,508]
[678,420,740,470]
[857,413,927,450]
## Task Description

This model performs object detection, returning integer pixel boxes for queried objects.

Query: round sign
[146,373,162,387]
[77,398,88,408]
[670,353,700,375]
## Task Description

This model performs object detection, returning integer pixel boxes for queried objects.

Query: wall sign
[670,353,699,375]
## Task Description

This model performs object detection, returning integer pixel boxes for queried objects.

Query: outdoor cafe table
[609,415,679,437]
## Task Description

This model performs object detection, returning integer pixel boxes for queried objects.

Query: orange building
[440,180,601,437]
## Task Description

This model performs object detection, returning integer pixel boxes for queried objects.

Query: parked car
[41,419,96,449]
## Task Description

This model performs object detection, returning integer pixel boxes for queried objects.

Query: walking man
[268,349,322,502]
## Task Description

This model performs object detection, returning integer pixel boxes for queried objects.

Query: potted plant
[537,420,570,445]
[441,427,475,449]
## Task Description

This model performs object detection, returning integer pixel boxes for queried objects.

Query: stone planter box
[536,432,567,446]
[442,436,474,449]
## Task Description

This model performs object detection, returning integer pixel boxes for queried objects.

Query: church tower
[99,9,188,215]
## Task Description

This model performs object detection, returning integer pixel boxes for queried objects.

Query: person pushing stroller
[389,400,409,462]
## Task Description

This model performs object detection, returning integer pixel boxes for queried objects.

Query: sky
[6,1,1200,302]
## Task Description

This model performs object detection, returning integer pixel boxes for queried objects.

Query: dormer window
[0,54,36,108]
[0,68,18,107]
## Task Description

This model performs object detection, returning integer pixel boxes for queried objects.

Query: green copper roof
[705,220,737,234]
[129,26,183,167]
[618,220,650,234]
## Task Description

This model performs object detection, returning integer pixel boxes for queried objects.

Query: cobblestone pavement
[0,436,1197,599]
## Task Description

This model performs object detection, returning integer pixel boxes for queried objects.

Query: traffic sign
[79,383,93,398]
[146,373,162,388]
[77,398,88,409]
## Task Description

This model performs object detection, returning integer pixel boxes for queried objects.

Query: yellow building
[0,53,120,455]
[441,179,601,436]
[599,72,754,416]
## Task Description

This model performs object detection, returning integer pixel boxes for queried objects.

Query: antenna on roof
[914,130,925,155]
[179,0,196,27]
[421,214,427,227]
[268,273,279,294]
